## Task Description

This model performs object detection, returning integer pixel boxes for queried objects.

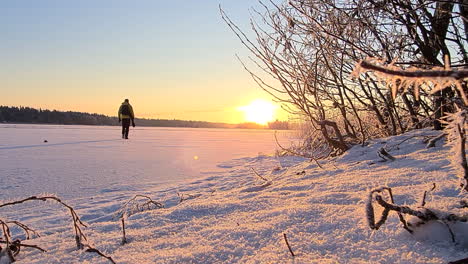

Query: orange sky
[1,1,287,124]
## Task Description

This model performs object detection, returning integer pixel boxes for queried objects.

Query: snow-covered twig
[274,131,323,169]
[377,147,395,162]
[366,187,392,230]
[85,247,116,264]
[5,221,40,240]
[443,109,468,191]
[0,240,46,253]
[367,187,412,233]
[357,60,468,80]
[115,195,164,245]
[177,193,202,204]
[426,133,446,148]
[421,183,436,207]
[354,59,468,105]
[375,195,437,221]
[0,195,115,263]
[283,233,295,257]
[367,187,468,243]
[250,167,269,182]
[115,195,164,220]
[120,218,127,245]
[0,195,87,250]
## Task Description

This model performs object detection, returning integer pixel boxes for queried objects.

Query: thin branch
[283,233,295,257]
[121,218,127,245]
[274,131,323,169]
[0,241,46,253]
[358,60,468,79]
[426,133,446,148]
[250,167,269,182]
[421,183,436,207]
[85,247,116,264]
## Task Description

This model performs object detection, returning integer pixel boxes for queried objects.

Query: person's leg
[121,122,125,138]
[122,119,130,139]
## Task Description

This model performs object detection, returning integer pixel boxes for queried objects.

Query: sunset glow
[0,1,285,124]
[237,99,277,125]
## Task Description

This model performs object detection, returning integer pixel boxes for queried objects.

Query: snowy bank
[1,128,468,263]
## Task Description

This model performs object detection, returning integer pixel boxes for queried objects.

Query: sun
[237,99,277,125]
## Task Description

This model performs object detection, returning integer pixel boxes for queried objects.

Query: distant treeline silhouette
[0,106,289,129]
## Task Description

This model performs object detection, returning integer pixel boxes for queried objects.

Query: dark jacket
[118,102,135,120]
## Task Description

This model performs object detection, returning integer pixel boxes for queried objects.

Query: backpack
[121,104,130,115]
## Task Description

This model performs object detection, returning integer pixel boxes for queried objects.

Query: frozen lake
[0,124,291,200]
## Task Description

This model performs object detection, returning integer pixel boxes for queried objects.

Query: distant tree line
[0,106,290,130]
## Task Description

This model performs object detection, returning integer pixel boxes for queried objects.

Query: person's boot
[122,134,125,139]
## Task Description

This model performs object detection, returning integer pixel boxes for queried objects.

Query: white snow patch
[0,125,467,263]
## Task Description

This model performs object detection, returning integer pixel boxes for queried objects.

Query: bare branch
[283,233,295,257]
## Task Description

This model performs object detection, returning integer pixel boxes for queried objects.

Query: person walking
[118,99,135,139]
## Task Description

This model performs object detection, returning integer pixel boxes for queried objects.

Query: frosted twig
[0,195,116,263]
[366,187,392,230]
[455,122,468,191]
[115,194,164,246]
[367,187,412,233]
[0,240,46,253]
[443,109,468,191]
[354,59,468,105]
[177,193,202,204]
[443,221,456,243]
[0,195,87,249]
[387,135,427,152]
[283,233,295,257]
[274,131,323,169]
[121,218,127,245]
[6,221,40,240]
[115,194,164,219]
[426,133,446,148]
[375,195,437,221]
[85,247,116,264]
[377,147,395,161]
[250,167,269,182]
[421,183,436,207]
[357,60,468,80]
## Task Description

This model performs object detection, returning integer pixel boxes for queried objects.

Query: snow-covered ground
[0,124,290,200]
[1,125,468,263]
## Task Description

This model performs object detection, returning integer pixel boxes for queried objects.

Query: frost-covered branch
[282,233,295,257]
[177,192,202,204]
[366,187,468,241]
[274,131,324,169]
[443,109,468,191]
[377,147,396,162]
[250,167,270,182]
[115,195,164,245]
[426,133,446,148]
[0,195,87,249]
[357,60,468,80]
[0,195,115,263]
[115,195,164,220]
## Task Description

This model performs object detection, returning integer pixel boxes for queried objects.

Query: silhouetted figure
[118,99,135,139]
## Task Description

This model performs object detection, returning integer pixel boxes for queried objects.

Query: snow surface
[1,125,468,263]
[0,124,289,200]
